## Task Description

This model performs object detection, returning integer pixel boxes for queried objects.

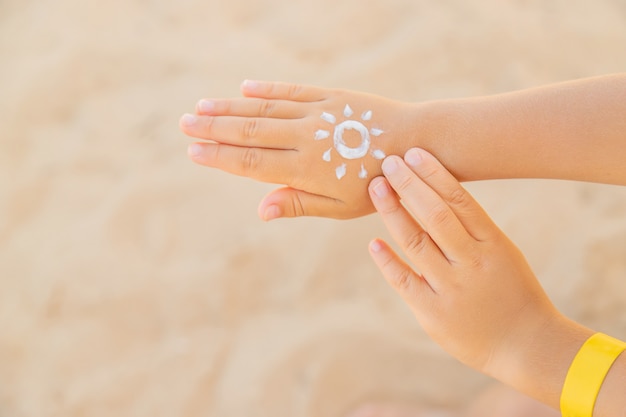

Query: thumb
[258,187,351,220]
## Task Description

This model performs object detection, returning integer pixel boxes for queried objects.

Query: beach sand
[1,1,626,416]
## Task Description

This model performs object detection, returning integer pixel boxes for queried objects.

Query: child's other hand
[368,148,560,376]
[180,81,417,220]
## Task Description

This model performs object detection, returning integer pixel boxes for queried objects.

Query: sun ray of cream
[323,148,332,162]
[315,129,330,140]
[321,112,336,124]
[371,149,386,159]
[336,163,347,180]
[370,128,384,137]
[361,110,372,121]
[358,164,368,179]
[344,104,354,118]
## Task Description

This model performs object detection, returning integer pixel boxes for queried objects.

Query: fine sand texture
[1,1,626,416]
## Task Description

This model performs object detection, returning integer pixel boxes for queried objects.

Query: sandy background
[1,0,626,416]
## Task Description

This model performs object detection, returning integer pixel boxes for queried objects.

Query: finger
[195,98,307,119]
[404,148,496,242]
[180,114,304,149]
[369,176,450,284]
[241,80,329,102]
[258,187,359,220]
[381,156,475,263]
[368,238,435,306]
[188,142,297,185]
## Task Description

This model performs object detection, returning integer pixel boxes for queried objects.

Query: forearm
[417,73,626,184]
[487,313,626,416]
[487,313,593,409]
[183,76,625,219]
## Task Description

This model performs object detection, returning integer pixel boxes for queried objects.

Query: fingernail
[264,205,282,221]
[188,143,202,157]
[197,99,214,113]
[372,179,389,198]
[242,79,259,90]
[405,148,422,167]
[181,113,197,127]
[381,156,399,175]
[370,239,383,253]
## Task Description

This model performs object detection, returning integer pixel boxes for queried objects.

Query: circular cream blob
[333,120,370,160]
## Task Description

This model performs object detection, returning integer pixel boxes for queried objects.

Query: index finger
[381,155,475,263]
[403,148,497,242]
[240,80,329,102]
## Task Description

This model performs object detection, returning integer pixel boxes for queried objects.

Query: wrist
[386,100,436,161]
[485,308,594,409]
[401,98,480,182]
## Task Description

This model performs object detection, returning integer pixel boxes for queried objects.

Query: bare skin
[181,74,626,220]
[179,77,626,415]
[181,81,416,218]
[364,148,625,416]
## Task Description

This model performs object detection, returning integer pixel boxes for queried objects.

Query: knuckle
[291,193,305,217]
[220,100,231,114]
[265,82,277,97]
[242,118,258,139]
[426,204,451,228]
[394,174,414,194]
[258,99,275,117]
[378,199,403,216]
[466,250,485,270]
[392,267,414,292]
[447,186,470,208]
[287,83,303,99]
[240,147,260,172]
[417,163,439,182]
[201,144,220,167]
[403,229,430,255]
[203,116,215,137]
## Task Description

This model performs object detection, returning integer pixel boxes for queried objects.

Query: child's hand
[180,81,418,220]
[368,148,562,377]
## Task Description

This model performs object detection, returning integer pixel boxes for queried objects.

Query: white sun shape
[314,104,386,180]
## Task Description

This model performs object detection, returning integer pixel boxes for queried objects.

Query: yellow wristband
[560,333,626,417]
